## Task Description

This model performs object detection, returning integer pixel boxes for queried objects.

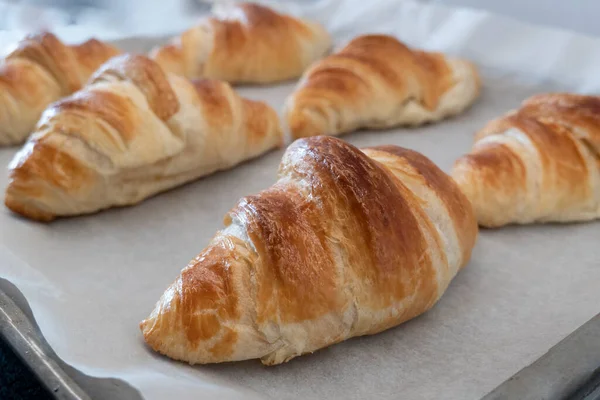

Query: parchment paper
[1,1,599,399]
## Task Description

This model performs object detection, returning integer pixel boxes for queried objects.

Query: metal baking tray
[1,19,600,400]
[1,276,598,400]
[0,34,167,400]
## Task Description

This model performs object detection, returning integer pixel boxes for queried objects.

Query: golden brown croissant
[140,136,477,365]
[0,32,120,145]
[5,54,283,222]
[150,2,331,83]
[284,34,481,139]
[452,93,600,228]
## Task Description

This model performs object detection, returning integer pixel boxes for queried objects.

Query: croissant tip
[287,111,328,140]
[139,313,156,334]
[139,316,159,349]
[4,191,55,222]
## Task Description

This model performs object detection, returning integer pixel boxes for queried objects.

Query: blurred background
[0,0,599,38]
[0,0,212,37]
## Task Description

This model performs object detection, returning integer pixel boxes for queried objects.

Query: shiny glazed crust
[140,136,478,365]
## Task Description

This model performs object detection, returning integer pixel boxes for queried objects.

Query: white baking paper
[1,1,599,399]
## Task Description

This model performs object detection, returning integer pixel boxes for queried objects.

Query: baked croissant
[5,54,282,222]
[284,34,481,139]
[451,93,600,228]
[150,2,331,83]
[0,32,120,145]
[140,136,477,365]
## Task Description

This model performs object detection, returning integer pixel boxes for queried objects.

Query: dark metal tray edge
[1,278,598,400]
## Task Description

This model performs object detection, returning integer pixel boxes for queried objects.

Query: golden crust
[285,34,481,138]
[140,136,477,365]
[72,38,121,78]
[519,93,600,153]
[90,54,179,121]
[0,59,58,108]
[150,2,331,83]
[233,187,342,325]
[192,79,284,149]
[0,32,121,145]
[5,140,96,222]
[276,137,441,326]
[8,32,82,93]
[366,146,477,266]
[452,93,600,227]
[44,90,140,144]
[5,56,283,221]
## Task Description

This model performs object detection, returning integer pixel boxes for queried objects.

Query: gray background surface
[1,0,600,38]
[429,0,600,37]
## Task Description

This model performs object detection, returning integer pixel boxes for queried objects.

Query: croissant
[284,34,481,139]
[140,136,477,365]
[0,32,120,145]
[5,54,283,222]
[150,2,331,83]
[451,93,600,228]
